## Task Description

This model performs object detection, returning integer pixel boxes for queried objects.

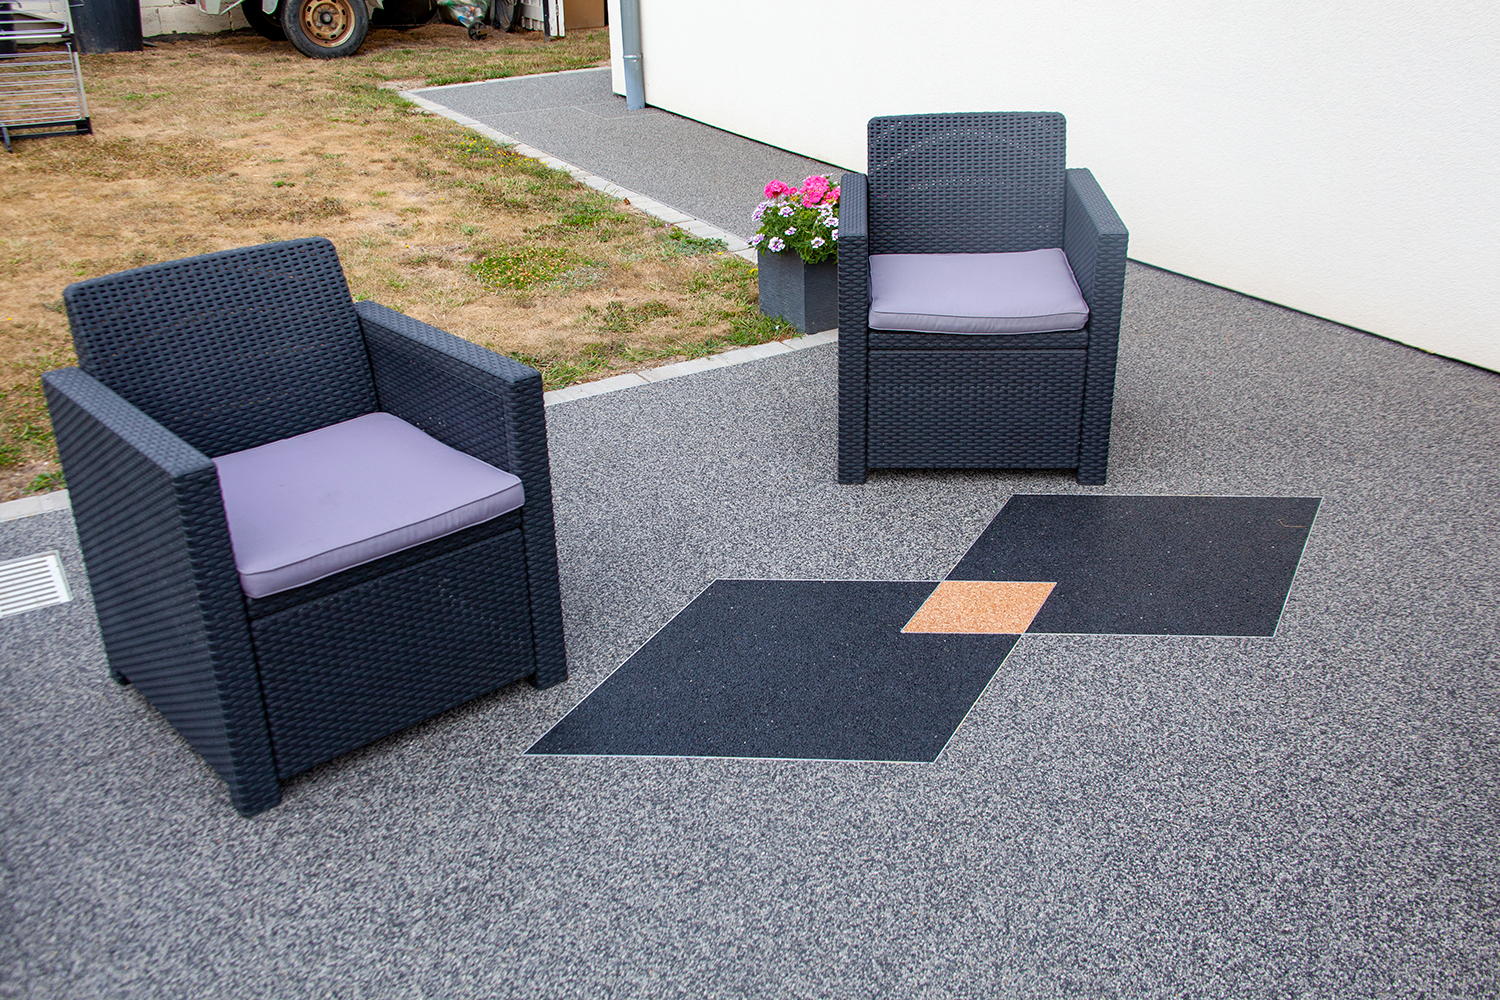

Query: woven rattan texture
[837,121,1130,486]
[62,238,377,458]
[1063,169,1129,485]
[867,330,1089,351]
[866,113,1066,256]
[253,529,536,779]
[866,351,1085,468]
[836,172,871,484]
[42,368,281,815]
[358,301,566,689]
[361,302,535,471]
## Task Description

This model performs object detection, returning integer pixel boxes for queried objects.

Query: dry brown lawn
[0,25,787,500]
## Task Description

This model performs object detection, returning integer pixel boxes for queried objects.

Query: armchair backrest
[866,112,1067,255]
[63,238,377,457]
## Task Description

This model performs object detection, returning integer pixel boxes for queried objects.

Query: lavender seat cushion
[212,412,525,598]
[868,248,1090,335]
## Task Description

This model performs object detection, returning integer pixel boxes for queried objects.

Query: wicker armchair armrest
[836,171,871,484]
[1063,168,1129,323]
[1062,169,1129,486]
[836,170,870,331]
[41,367,277,815]
[355,301,566,687]
[357,301,542,473]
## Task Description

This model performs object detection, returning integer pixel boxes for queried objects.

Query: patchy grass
[0,26,791,501]
[471,245,592,290]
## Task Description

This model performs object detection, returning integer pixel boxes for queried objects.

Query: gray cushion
[868,249,1090,335]
[212,412,525,598]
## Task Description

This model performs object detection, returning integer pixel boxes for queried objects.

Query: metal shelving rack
[0,0,91,153]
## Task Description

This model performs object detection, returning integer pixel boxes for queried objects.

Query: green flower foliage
[750,174,839,264]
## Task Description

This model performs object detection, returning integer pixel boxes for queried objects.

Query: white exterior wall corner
[614,0,1500,372]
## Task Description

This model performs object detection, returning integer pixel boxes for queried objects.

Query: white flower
[829,216,839,228]
[810,236,825,248]
[785,227,796,236]
[778,205,794,217]
[748,233,764,245]
[767,236,785,252]
[752,203,768,221]
[831,228,839,240]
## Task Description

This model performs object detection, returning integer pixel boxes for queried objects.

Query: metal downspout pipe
[619,0,644,109]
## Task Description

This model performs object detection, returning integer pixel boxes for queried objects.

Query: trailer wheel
[281,0,369,58]
[242,0,286,40]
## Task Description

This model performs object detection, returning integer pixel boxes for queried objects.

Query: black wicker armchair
[43,238,567,816]
[837,112,1128,485]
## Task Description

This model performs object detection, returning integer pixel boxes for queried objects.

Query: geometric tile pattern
[528,580,1017,761]
[950,495,1320,636]
[902,580,1055,634]
[529,495,1321,761]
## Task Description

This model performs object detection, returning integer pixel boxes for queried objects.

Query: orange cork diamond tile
[902,581,1057,635]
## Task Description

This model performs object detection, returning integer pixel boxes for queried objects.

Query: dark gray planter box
[757,249,837,334]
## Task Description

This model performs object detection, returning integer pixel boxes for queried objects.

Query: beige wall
[609,0,1500,372]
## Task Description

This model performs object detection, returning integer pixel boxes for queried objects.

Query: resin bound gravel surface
[2,263,1498,997]
[413,67,844,239]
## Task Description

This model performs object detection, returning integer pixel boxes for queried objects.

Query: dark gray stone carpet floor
[2,263,1497,997]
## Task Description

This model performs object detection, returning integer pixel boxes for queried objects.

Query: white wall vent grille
[0,551,72,618]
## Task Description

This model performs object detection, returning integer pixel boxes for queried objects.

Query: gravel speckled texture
[2,263,1498,997]
[413,68,844,239]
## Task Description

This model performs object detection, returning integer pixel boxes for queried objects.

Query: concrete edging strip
[0,488,71,522]
[541,329,837,405]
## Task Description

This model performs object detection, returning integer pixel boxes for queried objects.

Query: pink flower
[764,180,791,198]
[800,175,831,205]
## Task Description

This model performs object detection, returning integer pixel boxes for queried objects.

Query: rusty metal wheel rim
[299,0,356,46]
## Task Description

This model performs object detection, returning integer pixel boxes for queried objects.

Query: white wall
[611,0,1500,372]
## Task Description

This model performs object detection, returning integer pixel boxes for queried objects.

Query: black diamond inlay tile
[948,495,1321,636]
[529,580,1017,761]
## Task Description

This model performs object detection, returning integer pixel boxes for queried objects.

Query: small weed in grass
[660,227,729,258]
[24,470,64,494]
[590,300,676,335]
[552,194,633,233]
[451,134,523,169]
[0,348,72,491]
[511,351,609,390]
[471,246,587,290]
